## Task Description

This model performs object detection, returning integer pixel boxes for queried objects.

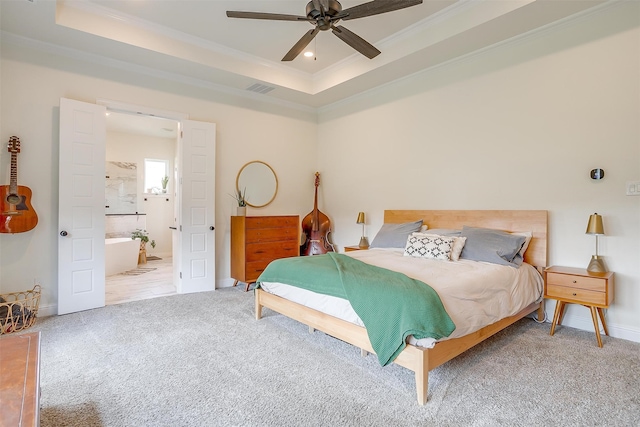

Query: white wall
[106,130,176,257]
[0,40,317,314]
[317,3,640,341]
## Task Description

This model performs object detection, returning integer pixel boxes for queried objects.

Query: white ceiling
[1,0,609,111]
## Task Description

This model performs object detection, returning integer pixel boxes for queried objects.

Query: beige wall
[0,41,317,313]
[317,3,640,341]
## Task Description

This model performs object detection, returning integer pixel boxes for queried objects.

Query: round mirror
[236,161,278,208]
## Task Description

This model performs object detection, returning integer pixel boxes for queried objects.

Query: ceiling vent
[246,83,275,95]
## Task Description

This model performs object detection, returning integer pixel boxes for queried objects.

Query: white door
[177,120,216,293]
[58,98,106,315]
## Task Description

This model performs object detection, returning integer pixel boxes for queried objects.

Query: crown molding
[0,31,316,114]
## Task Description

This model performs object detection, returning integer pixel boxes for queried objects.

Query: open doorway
[104,111,178,305]
[58,97,216,315]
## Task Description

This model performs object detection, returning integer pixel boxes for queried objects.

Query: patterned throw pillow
[404,234,455,260]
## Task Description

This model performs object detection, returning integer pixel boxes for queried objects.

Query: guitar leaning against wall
[0,136,38,233]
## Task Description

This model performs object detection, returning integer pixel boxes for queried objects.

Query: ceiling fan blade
[282,28,320,61]
[335,0,423,21]
[332,25,381,59]
[226,11,309,22]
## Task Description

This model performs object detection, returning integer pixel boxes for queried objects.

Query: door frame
[98,99,190,293]
[59,98,216,315]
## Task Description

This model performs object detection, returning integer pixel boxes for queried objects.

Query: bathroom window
[144,159,169,194]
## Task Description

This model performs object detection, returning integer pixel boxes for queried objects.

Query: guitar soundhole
[7,194,21,205]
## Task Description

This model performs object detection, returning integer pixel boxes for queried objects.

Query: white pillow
[404,234,455,260]
[511,231,532,258]
[449,236,467,261]
[411,232,467,261]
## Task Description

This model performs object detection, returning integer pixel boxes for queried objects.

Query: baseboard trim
[216,278,237,289]
[37,304,57,318]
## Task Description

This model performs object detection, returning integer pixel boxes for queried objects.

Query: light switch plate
[626,181,640,196]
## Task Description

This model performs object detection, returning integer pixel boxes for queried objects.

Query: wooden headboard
[384,210,548,268]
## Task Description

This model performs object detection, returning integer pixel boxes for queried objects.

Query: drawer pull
[572,293,577,296]
[572,280,577,283]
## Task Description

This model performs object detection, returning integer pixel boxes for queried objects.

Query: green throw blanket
[257,253,456,366]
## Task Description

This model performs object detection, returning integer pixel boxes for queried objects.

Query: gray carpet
[27,288,640,426]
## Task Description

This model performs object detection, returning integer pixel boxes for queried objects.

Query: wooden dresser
[231,215,299,290]
[0,331,41,426]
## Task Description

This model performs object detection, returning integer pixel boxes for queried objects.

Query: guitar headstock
[7,136,20,154]
[314,172,320,187]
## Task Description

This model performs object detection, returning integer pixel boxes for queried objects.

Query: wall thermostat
[590,168,605,180]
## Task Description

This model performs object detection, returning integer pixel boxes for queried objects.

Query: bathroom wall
[106,130,176,258]
[105,214,147,239]
[105,161,137,214]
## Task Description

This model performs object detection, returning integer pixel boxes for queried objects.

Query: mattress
[258,248,544,349]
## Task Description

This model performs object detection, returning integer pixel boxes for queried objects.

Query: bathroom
[104,112,178,305]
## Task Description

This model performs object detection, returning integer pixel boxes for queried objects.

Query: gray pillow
[459,226,526,268]
[423,228,461,237]
[370,220,423,248]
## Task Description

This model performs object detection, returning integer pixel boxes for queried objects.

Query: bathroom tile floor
[106,257,176,305]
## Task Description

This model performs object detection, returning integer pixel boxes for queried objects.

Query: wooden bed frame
[255,210,548,405]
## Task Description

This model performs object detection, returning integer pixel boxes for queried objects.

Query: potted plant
[230,188,247,216]
[161,175,169,193]
[131,229,156,264]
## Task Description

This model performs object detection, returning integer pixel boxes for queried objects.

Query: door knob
[60,230,68,236]
[210,226,215,231]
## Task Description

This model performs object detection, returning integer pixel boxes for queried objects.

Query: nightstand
[344,245,368,252]
[544,266,614,347]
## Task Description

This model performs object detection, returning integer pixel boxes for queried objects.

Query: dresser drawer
[546,272,606,292]
[545,284,607,306]
[246,255,296,280]
[245,216,298,229]
[245,226,298,243]
[245,261,270,280]
[246,242,299,262]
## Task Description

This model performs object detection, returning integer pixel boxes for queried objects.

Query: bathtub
[105,238,140,276]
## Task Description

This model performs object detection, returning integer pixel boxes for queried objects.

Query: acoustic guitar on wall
[0,136,38,233]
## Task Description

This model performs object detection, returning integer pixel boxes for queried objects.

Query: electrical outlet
[626,181,640,196]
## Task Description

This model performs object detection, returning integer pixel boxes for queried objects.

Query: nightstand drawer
[545,284,607,306]
[546,272,606,292]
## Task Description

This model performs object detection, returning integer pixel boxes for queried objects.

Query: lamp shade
[356,212,365,224]
[586,213,605,235]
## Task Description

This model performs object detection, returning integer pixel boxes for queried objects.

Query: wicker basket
[0,285,41,335]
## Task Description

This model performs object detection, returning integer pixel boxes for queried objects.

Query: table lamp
[357,212,369,249]
[586,213,607,273]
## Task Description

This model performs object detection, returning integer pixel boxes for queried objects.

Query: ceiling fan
[226,0,423,61]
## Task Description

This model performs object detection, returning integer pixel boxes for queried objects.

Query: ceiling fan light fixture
[304,51,314,57]
[227,0,424,61]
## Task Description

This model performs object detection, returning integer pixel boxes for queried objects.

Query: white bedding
[259,248,544,349]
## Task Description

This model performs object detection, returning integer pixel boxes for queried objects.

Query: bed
[255,210,548,405]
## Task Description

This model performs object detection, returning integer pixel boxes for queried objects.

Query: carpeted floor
[27,288,640,426]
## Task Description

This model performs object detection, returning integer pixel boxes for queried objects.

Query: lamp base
[358,236,369,249]
[587,255,607,273]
